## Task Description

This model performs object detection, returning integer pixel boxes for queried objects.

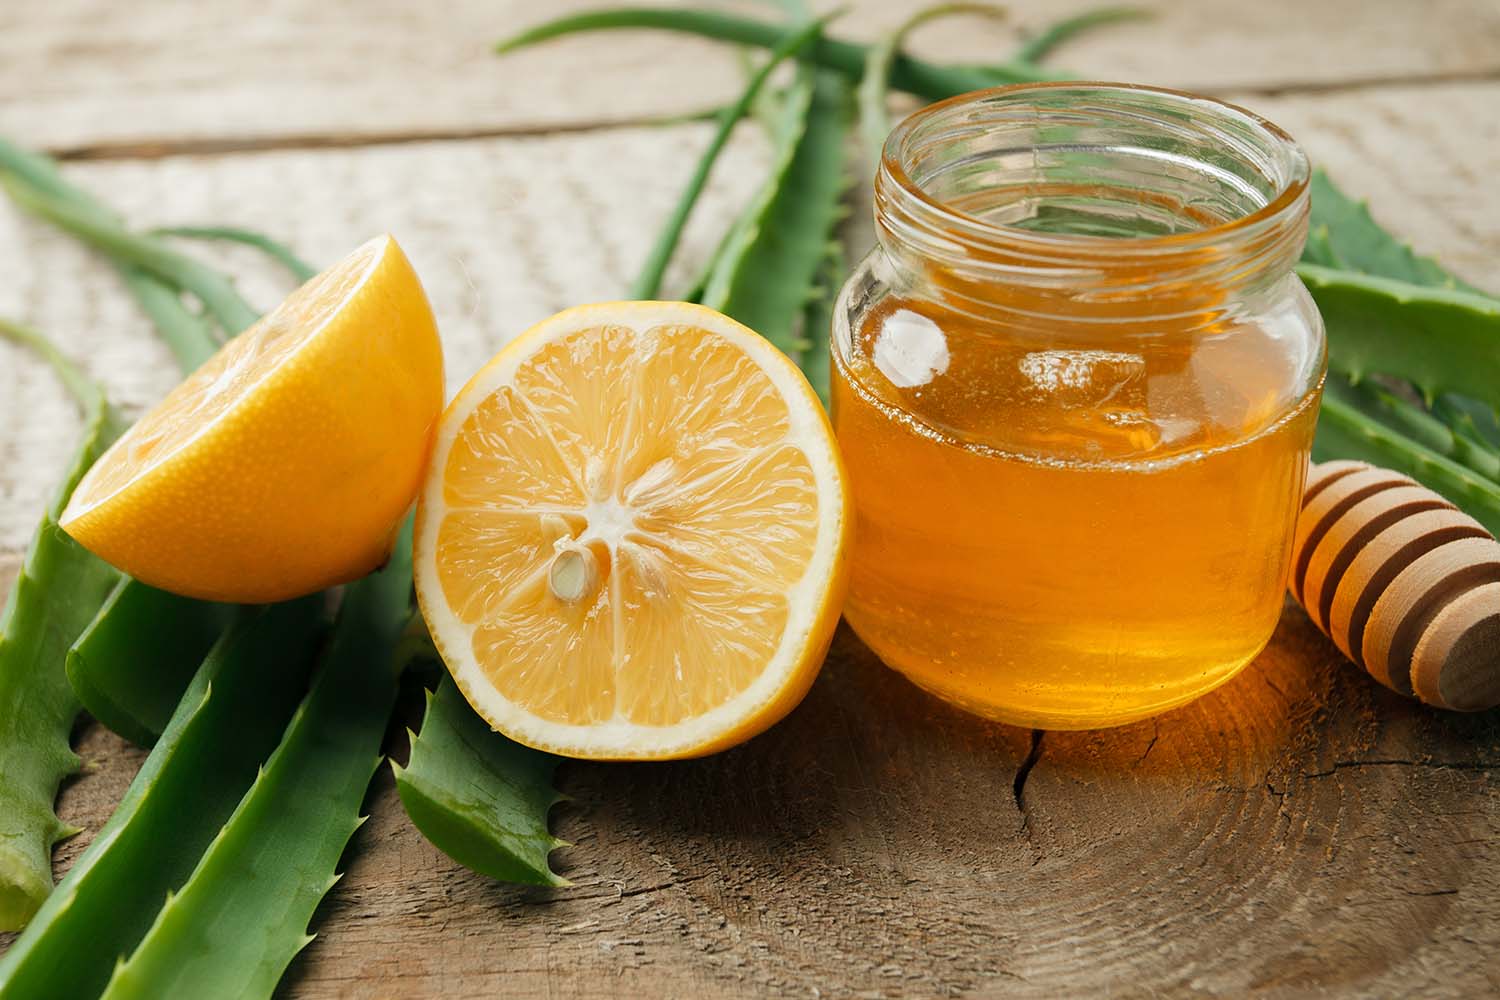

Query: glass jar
[832,83,1324,730]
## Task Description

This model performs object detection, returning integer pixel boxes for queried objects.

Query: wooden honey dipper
[1289,460,1500,711]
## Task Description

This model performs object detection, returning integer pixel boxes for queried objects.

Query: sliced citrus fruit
[61,234,444,603]
[414,301,849,760]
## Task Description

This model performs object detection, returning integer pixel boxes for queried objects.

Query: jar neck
[873,82,1310,330]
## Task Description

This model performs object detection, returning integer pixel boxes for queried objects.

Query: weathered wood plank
[0,121,771,551]
[1247,82,1500,288]
[4,81,1499,553]
[0,41,1497,1000]
[3,611,1495,997]
[2,0,1498,154]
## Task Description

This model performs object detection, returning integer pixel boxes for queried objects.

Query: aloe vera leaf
[858,4,1008,168]
[152,225,318,283]
[0,138,118,229]
[0,139,257,336]
[1301,222,1343,269]
[64,580,234,748]
[0,523,122,934]
[0,176,258,336]
[1324,376,1500,482]
[114,268,224,369]
[679,60,818,305]
[698,62,816,278]
[1434,393,1500,453]
[0,320,125,931]
[99,526,413,1000]
[1314,393,1500,537]
[0,138,234,364]
[495,8,1067,100]
[1011,6,1149,65]
[798,240,846,408]
[702,72,853,356]
[63,258,234,749]
[629,16,829,300]
[0,599,324,999]
[394,677,566,887]
[1306,169,1485,294]
[1297,263,1500,412]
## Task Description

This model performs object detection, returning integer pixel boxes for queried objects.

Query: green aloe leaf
[630,15,831,299]
[0,320,125,931]
[1010,6,1149,65]
[1301,171,1500,498]
[858,4,1008,169]
[0,138,258,336]
[1314,390,1500,537]
[798,240,845,407]
[495,7,1067,102]
[152,225,318,283]
[703,71,853,358]
[1323,376,1500,482]
[1305,169,1485,294]
[65,580,234,748]
[395,678,566,887]
[684,60,817,303]
[0,599,324,999]
[1297,263,1500,413]
[100,524,414,1000]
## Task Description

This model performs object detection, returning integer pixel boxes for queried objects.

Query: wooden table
[2,2,1498,996]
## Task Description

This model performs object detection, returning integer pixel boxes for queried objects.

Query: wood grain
[3,0,1500,155]
[0,123,771,551]
[2,611,1496,997]
[1,2,1498,996]
[5,83,1500,552]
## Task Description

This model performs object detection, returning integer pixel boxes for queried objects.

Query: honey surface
[833,295,1320,729]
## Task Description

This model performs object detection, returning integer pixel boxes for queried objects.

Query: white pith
[414,301,846,758]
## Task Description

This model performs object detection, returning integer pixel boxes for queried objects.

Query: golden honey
[832,84,1325,729]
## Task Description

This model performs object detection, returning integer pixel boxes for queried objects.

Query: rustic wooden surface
[1,2,1497,997]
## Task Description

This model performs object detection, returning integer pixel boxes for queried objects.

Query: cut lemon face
[62,234,444,603]
[414,301,849,760]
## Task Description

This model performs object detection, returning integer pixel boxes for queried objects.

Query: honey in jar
[831,84,1325,730]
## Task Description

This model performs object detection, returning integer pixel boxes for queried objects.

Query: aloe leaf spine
[0,599,323,999]
[100,525,414,1000]
[1298,263,1500,414]
[395,678,566,887]
[0,321,124,931]
[65,579,234,748]
[628,15,830,299]
[702,71,853,357]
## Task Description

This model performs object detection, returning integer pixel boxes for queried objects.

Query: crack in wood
[1134,721,1162,767]
[1303,759,1497,778]
[618,872,709,899]
[1230,67,1500,98]
[1012,729,1045,859]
